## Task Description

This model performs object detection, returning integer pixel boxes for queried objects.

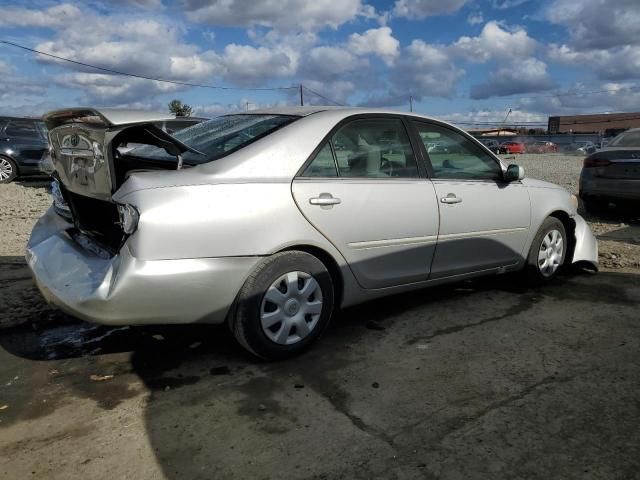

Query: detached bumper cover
[26,207,260,325]
[572,214,598,269]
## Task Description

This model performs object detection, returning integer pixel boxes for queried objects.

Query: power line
[302,86,347,107]
[0,39,297,92]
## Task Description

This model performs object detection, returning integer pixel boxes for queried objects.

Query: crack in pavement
[427,370,591,449]
[406,294,539,346]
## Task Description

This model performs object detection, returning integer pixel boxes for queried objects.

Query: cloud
[0,3,82,28]
[470,58,555,99]
[467,12,484,25]
[53,73,183,104]
[392,0,470,19]
[549,44,640,81]
[518,82,640,114]
[362,40,463,106]
[302,47,366,80]
[347,27,400,66]
[492,0,529,9]
[181,0,367,32]
[220,44,295,84]
[451,21,537,62]
[546,0,640,51]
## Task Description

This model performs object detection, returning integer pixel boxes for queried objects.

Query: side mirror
[504,163,525,182]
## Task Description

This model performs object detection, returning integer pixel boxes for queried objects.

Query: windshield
[608,129,640,147]
[129,114,298,164]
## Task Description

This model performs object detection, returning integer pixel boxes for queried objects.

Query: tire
[524,217,567,284]
[0,156,17,183]
[231,251,334,360]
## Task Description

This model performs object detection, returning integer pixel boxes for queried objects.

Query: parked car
[567,141,598,155]
[527,141,559,154]
[499,141,526,154]
[0,116,50,183]
[478,139,500,153]
[580,128,640,212]
[27,107,598,359]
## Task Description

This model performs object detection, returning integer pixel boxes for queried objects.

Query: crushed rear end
[26,108,257,325]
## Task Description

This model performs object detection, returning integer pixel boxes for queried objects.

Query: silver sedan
[27,107,598,359]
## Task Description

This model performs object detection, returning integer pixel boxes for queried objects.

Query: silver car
[580,128,640,212]
[27,107,598,359]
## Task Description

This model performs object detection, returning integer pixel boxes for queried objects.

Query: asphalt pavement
[1,266,639,479]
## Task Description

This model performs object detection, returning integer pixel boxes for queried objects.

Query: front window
[608,130,640,148]
[129,114,298,165]
[413,121,503,181]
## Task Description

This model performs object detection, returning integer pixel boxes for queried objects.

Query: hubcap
[538,229,564,277]
[0,159,13,181]
[260,271,323,345]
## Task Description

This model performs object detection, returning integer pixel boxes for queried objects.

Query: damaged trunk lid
[44,108,202,201]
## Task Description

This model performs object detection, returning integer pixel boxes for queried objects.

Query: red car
[499,141,526,154]
[527,141,559,154]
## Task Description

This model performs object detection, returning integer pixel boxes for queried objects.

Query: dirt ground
[1,156,639,479]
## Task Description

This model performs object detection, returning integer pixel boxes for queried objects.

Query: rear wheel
[0,156,17,183]
[525,217,567,284]
[231,251,334,360]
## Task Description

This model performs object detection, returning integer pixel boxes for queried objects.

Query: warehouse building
[548,112,640,135]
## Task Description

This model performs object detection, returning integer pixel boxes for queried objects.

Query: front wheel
[524,217,567,284]
[231,251,334,360]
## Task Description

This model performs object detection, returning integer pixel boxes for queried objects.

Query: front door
[410,120,531,279]
[292,116,440,289]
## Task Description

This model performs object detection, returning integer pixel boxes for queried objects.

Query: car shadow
[3,256,637,478]
[15,176,51,189]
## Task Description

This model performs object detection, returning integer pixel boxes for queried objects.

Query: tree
[168,99,193,117]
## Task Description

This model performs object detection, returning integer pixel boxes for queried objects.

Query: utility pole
[496,107,512,140]
[299,84,304,106]
[409,95,413,112]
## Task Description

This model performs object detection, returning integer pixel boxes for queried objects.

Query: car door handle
[441,194,462,204]
[309,194,341,206]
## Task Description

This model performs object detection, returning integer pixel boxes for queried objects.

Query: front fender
[572,214,598,269]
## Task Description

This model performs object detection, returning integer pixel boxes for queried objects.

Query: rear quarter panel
[117,182,346,262]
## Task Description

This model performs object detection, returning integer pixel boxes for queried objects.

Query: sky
[0,0,639,125]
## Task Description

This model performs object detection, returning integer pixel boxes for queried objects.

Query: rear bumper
[26,207,260,326]
[572,214,598,269]
[580,174,640,200]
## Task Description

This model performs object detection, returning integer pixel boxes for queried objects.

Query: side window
[302,142,338,177]
[413,121,502,181]
[4,120,39,138]
[331,118,419,178]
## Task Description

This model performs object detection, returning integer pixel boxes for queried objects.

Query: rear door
[410,119,531,279]
[292,116,440,289]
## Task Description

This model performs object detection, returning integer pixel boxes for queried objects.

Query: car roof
[236,106,472,131]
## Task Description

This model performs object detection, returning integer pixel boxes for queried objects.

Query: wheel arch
[278,244,344,308]
[548,210,577,263]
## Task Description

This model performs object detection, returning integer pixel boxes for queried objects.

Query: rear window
[130,114,298,165]
[4,119,43,139]
[608,130,640,148]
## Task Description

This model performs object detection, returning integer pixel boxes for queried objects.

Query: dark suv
[0,116,50,183]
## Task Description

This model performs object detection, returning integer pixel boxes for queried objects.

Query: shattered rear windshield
[129,114,298,164]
